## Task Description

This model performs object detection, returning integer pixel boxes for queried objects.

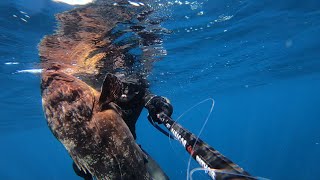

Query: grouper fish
[40,0,168,179]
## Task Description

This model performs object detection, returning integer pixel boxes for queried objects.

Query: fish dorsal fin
[99,73,123,107]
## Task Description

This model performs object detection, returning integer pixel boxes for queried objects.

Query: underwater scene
[0,0,319,179]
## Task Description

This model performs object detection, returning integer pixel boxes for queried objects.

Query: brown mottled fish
[40,0,167,179]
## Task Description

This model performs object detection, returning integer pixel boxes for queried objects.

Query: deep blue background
[0,0,319,179]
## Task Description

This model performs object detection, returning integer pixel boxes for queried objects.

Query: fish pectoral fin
[98,73,123,107]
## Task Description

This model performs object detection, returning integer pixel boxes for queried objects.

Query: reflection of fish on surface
[40,0,168,179]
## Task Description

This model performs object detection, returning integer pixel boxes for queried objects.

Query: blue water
[1,0,320,179]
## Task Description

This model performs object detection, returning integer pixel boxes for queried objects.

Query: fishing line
[165,98,215,179]
[185,98,215,180]
[168,98,215,163]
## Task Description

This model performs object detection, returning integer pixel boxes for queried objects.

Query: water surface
[0,0,319,179]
